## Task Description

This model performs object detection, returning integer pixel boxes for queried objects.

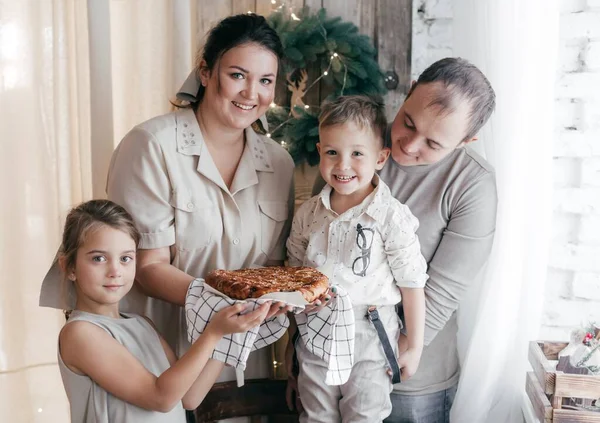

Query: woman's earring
[68,274,76,281]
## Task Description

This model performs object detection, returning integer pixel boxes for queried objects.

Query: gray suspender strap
[367,306,402,384]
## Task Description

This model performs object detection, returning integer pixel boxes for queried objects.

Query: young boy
[286,95,428,422]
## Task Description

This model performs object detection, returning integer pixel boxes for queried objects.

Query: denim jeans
[384,384,458,423]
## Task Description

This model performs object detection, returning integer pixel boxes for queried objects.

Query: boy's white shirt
[286,175,428,306]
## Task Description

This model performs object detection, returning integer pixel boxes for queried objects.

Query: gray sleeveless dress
[58,310,187,423]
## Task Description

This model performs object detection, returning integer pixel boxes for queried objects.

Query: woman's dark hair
[176,13,283,108]
[406,57,496,141]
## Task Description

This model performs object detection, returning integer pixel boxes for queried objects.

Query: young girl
[57,199,271,422]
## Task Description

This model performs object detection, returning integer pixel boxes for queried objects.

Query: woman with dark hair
[105,12,295,389]
[39,13,293,422]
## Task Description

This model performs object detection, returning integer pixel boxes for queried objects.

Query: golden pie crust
[205,266,329,303]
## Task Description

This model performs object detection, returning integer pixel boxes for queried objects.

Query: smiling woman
[37,12,296,422]
[104,13,295,356]
[197,44,278,133]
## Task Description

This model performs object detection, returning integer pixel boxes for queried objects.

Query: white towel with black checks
[185,279,288,370]
[294,285,355,385]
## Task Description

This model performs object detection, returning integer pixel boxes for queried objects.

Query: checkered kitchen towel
[185,278,289,371]
[295,285,355,385]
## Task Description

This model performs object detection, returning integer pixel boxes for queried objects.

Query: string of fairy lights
[247,2,349,149]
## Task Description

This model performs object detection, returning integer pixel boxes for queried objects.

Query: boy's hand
[396,347,422,381]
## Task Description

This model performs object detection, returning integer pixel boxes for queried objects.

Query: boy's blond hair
[318,95,387,147]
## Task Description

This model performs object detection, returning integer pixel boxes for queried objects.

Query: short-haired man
[313,57,498,422]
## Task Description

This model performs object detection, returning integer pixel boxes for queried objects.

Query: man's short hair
[319,95,387,147]
[408,57,496,141]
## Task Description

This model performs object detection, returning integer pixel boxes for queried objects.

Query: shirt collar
[244,127,274,173]
[175,108,278,194]
[363,175,391,222]
[175,108,204,156]
[175,108,274,169]
[317,175,390,222]
[318,184,334,210]
[229,129,275,194]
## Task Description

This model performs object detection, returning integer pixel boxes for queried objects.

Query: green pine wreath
[266,7,386,165]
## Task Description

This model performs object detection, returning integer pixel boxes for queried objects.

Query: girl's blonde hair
[60,200,140,317]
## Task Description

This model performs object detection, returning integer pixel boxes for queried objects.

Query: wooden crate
[526,341,600,422]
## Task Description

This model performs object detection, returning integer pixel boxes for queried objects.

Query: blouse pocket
[170,190,221,251]
[258,200,288,256]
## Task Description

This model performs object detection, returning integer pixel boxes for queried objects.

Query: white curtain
[88,0,241,197]
[87,0,198,197]
[0,0,91,421]
[451,1,559,422]
[0,1,275,420]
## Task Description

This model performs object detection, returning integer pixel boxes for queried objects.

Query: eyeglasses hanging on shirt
[352,223,374,277]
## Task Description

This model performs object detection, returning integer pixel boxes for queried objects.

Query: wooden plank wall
[193,0,412,120]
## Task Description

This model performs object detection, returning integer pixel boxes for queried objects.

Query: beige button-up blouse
[106,107,295,354]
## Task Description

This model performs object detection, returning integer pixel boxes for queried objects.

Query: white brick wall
[548,2,600,340]
[411,0,453,81]
[411,0,600,342]
[559,12,600,39]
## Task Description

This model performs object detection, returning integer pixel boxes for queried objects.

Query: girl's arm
[149,319,225,410]
[181,359,225,409]
[59,303,269,413]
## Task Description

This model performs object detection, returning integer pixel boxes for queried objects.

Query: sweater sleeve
[422,171,498,345]
[384,204,429,289]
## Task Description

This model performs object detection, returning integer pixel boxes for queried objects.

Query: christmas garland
[265,7,386,165]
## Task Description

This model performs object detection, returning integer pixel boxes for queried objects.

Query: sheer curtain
[1,1,246,420]
[451,1,559,422]
[0,0,91,421]
[88,0,197,197]
[88,0,231,197]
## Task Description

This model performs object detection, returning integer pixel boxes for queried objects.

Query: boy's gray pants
[296,305,400,423]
